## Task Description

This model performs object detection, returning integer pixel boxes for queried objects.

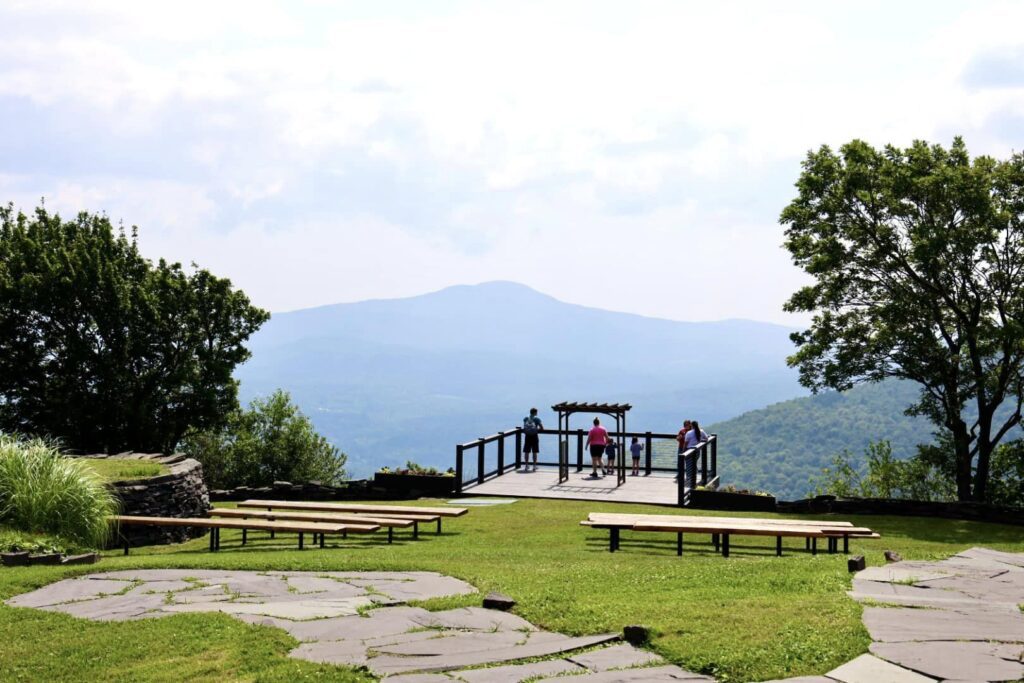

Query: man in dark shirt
[522,407,543,471]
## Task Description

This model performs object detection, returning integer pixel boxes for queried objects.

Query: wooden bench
[112,515,378,553]
[210,507,416,543]
[237,500,465,534]
[582,513,878,557]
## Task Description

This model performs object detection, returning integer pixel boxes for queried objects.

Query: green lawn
[79,458,168,483]
[2,498,1023,682]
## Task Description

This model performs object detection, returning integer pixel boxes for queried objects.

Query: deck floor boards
[463,466,679,505]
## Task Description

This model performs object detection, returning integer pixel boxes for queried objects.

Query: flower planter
[374,472,455,497]
[689,488,776,512]
[1,551,30,567]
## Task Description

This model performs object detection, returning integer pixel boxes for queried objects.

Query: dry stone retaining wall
[78,453,210,547]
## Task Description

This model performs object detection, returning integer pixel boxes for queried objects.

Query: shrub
[180,390,347,489]
[0,435,119,548]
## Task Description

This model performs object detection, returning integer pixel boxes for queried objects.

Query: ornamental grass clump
[0,435,119,548]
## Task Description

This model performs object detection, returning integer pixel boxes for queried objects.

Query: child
[604,438,618,475]
[630,437,643,476]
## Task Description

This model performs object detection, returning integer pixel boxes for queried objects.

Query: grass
[0,436,119,547]
[79,458,168,483]
[1,497,1023,681]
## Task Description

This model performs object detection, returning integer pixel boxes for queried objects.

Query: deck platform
[463,466,679,506]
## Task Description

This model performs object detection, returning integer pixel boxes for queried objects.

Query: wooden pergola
[551,401,632,485]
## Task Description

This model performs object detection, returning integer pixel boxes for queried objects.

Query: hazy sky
[2,1,1022,325]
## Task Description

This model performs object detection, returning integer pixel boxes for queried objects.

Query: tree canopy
[0,204,269,453]
[180,389,347,489]
[781,138,1024,501]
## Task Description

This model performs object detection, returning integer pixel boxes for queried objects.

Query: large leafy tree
[781,138,1024,502]
[0,204,269,453]
[180,389,347,489]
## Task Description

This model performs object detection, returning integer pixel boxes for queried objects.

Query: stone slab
[45,593,166,621]
[163,596,373,620]
[826,654,933,683]
[6,578,131,608]
[288,638,369,666]
[870,640,1024,681]
[373,631,525,656]
[546,664,713,681]
[759,677,835,683]
[855,566,952,584]
[382,675,453,683]
[862,606,1024,643]
[567,643,664,671]
[956,547,1024,569]
[411,607,536,632]
[369,633,619,675]
[454,659,584,683]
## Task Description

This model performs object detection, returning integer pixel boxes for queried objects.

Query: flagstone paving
[5,569,708,680]
[7,546,1024,681]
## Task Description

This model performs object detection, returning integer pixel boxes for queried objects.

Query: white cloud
[1,1,1023,325]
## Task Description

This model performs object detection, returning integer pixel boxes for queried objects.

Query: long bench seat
[112,515,378,553]
[237,500,462,534]
[210,508,418,542]
[581,513,879,557]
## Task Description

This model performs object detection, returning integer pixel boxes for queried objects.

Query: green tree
[782,138,1024,501]
[181,390,347,489]
[813,440,955,502]
[0,203,269,453]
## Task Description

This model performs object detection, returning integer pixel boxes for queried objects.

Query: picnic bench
[582,512,879,557]
[210,507,417,543]
[112,515,379,554]
[236,500,467,535]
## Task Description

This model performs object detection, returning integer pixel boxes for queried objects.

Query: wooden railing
[454,428,718,507]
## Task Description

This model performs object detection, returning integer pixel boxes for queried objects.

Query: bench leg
[413,521,419,540]
[319,533,325,549]
[812,537,817,555]
[712,533,720,552]
[777,536,782,557]
[677,532,683,557]
[843,535,849,554]
[437,518,442,534]
[610,527,619,553]
[242,528,247,546]
[388,527,393,544]
[124,540,130,556]
[299,532,304,550]
[209,530,215,552]
[722,533,730,558]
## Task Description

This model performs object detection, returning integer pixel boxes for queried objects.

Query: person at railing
[585,417,608,478]
[682,420,709,450]
[604,438,618,475]
[630,436,643,476]
[522,407,543,471]
[675,419,693,454]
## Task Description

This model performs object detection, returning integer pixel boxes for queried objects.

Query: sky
[2,1,1023,325]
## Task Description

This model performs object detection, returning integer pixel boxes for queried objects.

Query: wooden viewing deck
[465,466,680,505]
[456,424,717,507]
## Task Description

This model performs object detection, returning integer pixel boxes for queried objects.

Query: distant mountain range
[237,281,810,479]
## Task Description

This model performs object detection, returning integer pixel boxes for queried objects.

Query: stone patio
[7,547,1024,681]
[6,568,709,681]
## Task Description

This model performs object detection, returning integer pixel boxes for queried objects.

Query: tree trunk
[952,422,974,501]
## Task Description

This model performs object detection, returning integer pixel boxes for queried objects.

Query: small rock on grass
[623,624,650,645]
[884,550,904,563]
[483,592,516,611]
[62,553,99,565]
[848,555,866,572]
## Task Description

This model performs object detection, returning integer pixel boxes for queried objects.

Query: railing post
[515,430,522,469]
[477,439,485,485]
[576,429,584,472]
[455,444,464,493]
[711,435,717,480]
[677,453,686,507]
[700,442,708,486]
[644,431,652,476]
[497,431,505,473]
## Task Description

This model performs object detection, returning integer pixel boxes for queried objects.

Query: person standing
[683,420,709,450]
[676,419,692,453]
[522,407,543,471]
[604,437,619,475]
[585,417,608,477]
[630,437,643,476]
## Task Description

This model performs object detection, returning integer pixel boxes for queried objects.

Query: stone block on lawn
[848,555,866,572]
[622,624,650,645]
[884,550,903,563]
[61,553,99,565]
[483,591,516,611]
[1,551,30,566]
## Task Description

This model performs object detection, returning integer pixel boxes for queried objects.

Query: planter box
[689,489,776,512]
[27,553,63,565]
[374,472,456,497]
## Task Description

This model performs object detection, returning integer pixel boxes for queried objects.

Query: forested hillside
[710,380,936,500]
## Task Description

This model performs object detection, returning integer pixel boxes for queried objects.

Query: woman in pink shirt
[585,417,609,478]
